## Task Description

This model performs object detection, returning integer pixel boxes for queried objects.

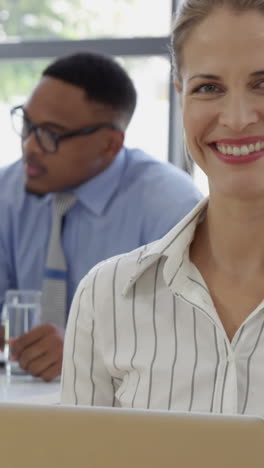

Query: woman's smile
[210,137,264,165]
[177,7,264,196]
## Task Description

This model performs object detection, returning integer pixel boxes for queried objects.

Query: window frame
[0,0,182,167]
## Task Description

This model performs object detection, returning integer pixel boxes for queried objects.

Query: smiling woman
[61,0,264,416]
[173,1,264,199]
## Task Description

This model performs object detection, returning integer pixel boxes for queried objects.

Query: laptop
[0,403,263,468]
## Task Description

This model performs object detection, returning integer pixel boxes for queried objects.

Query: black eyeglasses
[10,105,120,153]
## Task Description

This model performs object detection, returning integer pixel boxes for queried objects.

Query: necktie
[42,192,76,327]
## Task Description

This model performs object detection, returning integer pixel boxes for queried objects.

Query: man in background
[0,52,201,381]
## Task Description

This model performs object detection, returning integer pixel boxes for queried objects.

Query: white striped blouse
[61,198,264,415]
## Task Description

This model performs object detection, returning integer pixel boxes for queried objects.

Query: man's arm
[0,206,65,380]
[0,227,66,381]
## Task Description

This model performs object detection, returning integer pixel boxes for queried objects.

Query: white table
[0,370,60,404]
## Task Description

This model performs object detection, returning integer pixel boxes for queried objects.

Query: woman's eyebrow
[187,71,264,83]
[250,70,264,77]
[188,74,221,83]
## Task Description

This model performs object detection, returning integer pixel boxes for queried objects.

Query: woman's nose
[218,93,259,132]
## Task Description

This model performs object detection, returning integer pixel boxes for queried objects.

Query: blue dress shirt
[0,147,202,317]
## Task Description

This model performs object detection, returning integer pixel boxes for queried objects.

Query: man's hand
[9,323,65,382]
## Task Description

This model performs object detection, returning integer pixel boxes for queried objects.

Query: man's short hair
[42,52,137,129]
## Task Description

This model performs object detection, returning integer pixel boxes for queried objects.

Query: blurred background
[0,0,208,195]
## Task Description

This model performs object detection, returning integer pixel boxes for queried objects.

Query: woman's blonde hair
[171,0,264,173]
[171,0,264,87]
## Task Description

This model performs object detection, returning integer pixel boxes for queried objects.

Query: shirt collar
[23,149,126,214]
[122,197,208,295]
[72,148,126,216]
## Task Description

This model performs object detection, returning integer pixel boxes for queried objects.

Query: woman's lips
[210,143,264,165]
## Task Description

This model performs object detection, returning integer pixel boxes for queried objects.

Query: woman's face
[177,7,264,199]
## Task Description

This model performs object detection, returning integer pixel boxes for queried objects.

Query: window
[0,59,48,167]
[0,1,185,171]
[0,1,172,40]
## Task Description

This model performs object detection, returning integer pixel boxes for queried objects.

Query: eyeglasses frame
[10,105,121,153]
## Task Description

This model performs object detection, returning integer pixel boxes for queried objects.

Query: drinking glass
[2,289,42,377]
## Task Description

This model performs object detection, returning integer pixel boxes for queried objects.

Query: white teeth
[241,145,249,156]
[216,141,264,156]
[233,147,240,156]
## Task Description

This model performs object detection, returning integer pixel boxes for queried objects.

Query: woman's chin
[209,179,264,201]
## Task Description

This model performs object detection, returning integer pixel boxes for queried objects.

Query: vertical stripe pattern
[130,283,141,408]
[210,325,220,412]
[220,342,229,413]
[168,295,178,410]
[189,308,198,411]
[147,259,162,409]
[112,259,121,371]
[61,200,264,415]
[242,317,264,414]
[71,287,86,405]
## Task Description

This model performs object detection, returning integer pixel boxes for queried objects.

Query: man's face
[22,76,123,195]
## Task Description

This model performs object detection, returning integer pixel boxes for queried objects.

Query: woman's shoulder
[77,198,209,308]
[80,243,152,291]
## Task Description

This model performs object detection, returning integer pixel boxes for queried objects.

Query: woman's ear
[174,80,183,106]
[174,80,180,93]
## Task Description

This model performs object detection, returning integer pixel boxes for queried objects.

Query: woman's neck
[191,192,264,278]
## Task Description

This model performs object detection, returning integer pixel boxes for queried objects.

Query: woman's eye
[192,84,221,94]
[256,80,264,89]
